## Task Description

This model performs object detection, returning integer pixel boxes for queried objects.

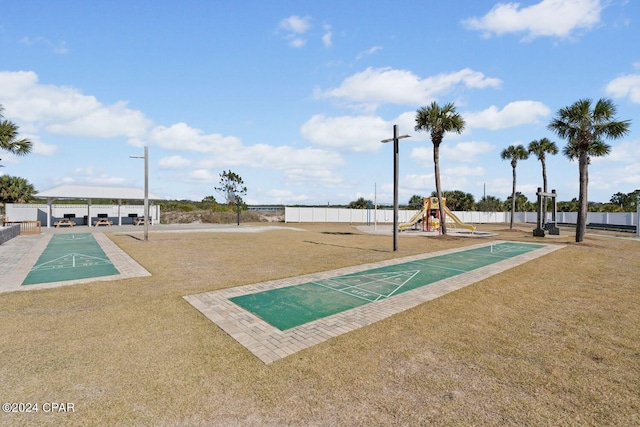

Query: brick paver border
[0,233,150,293]
[184,240,564,364]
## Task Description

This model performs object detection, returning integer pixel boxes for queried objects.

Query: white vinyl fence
[285,206,639,227]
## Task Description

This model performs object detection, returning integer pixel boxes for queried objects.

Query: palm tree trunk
[510,165,516,230]
[576,151,589,242]
[434,144,446,234]
[542,158,548,227]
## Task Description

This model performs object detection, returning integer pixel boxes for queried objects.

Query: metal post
[637,192,640,238]
[130,146,149,241]
[393,126,399,250]
[381,125,410,251]
[143,146,149,241]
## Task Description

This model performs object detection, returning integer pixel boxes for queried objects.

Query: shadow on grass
[304,240,391,253]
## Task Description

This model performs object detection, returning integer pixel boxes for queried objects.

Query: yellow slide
[443,206,476,232]
[399,206,427,230]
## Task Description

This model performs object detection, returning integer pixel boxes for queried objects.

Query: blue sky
[1,0,639,206]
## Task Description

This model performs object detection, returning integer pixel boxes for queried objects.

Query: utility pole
[381,125,411,251]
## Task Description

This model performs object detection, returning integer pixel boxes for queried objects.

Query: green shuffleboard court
[22,233,119,285]
[230,242,544,331]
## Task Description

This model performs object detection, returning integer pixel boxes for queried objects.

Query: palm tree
[415,101,465,234]
[548,98,631,242]
[501,144,529,230]
[477,195,502,212]
[0,175,36,203]
[0,105,32,165]
[528,137,558,226]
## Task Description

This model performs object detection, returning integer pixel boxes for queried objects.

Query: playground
[399,196,478,233]
[1,222,639,425]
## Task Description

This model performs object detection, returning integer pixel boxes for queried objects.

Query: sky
[1,0,639,206]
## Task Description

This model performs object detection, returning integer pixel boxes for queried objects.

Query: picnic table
[93,216,113,226]
[133,216,147,226]
[54,218,75,227]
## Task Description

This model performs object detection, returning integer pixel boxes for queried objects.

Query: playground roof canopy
[36,185,164,201]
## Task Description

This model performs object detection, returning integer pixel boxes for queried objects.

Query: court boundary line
[184,240,565,364]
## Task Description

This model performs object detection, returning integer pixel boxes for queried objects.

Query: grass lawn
[1,223,638,426]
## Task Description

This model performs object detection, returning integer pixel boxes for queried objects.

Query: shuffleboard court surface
[230,242,543,330]
[22,233,119,285]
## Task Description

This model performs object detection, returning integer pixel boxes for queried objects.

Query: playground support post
[534,187,559,237]
[382,125,411,251]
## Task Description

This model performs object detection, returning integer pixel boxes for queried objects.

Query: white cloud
[140,121,346,186]
[300,114,392,152]
[278,15,311,47]
[68,167,128,186]
[158,155,191,169]
[142,122,242,153]
[410,147,433,164]
[20,36,69,54]
[464,101,551,130]
[441,141,495,163]
[442,165,486,177]
[356,46,383,61]
[266,189,311,204]
[0,71,152,138]
[189,169,217,183]
[411,141,493,165]
[279,15,311,34]
[322,24,332,47]
[605,73,640,103]
[316,67,502,109]
[26,134,58,156]
[289,38,307,48]
[605,139,640,163]
[462,0,603,41]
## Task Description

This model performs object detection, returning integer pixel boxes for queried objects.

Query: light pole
[636,190,639,238]
[130,146,149,241]
[381,125,411,251]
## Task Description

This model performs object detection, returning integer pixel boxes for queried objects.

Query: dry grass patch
[0,223,638,425]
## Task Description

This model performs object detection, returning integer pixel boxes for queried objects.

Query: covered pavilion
[35,185,164,228]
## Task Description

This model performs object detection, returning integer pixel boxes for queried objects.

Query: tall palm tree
[548,98,631,242]
[501,144,529,230]
[528,137,558,226]
[0,105,32,166]
[415,101,465,234]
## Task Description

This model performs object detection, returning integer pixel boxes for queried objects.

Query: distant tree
[501,144,529,229]
[200,195,218,210]
[348,197,372,209]
[430,190,475,211]
[0,175,36,203]
[610,190,640,211]
[0,104,32,167]
[598,203,624,213]
[415,101,465,235]
[548,98,631,242]
[528,137,558,225]
[215,170,247,225]
[477,195,503,212]
[558,198,579,212]
[503,192,534,212]
[408,195,424,210]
